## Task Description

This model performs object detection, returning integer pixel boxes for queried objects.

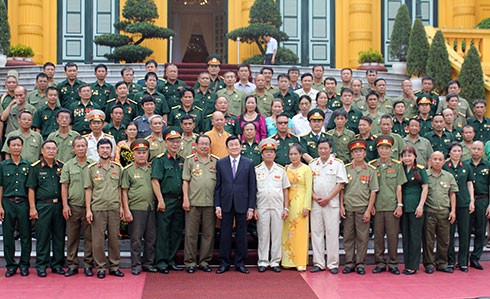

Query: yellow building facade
[6,0,490,68]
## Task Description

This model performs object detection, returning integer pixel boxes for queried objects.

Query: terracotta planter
[357,63,388,72]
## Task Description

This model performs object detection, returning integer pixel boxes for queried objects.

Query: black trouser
[2,198,31,271]
[401,212,424,270]
[219,201,248,268]
[448,207,470,267]
[470,196,489,262]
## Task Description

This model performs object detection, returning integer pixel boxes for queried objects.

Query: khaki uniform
[249,90,274,118]
[182,154,218,267]
[47,130,80,163]
[390,133,406,160]
[61,157,94,270]
[145,134,167,162]
[255,162,290,267]
[85,161,123,271]
[0,102,37,135]
[352,95,367,113]
[326,128,356,163]
[377,96,393,115]
[392,95,417,118]
[343,162,379,269]
[310,156,347,270]
[217,88,246,117]
[27,89,48,110]
[423,169,458,270]
[178,133,198,158]
[403,135,433,167]
[2,129,43,163]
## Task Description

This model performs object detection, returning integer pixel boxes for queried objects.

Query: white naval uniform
[84,132,116,162]
[309,155,348,269]
[255,162,290,267]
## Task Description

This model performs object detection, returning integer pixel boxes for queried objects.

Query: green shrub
[389,4,411,61]
[407,18,429,77]
[476,18,490,29]
[426,30,451,95]
[458,45,485,104]
[358,49,384,64]
[0,0,10,55]
[8,44,34,57]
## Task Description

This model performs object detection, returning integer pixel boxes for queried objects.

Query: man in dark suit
[214,135,257,274]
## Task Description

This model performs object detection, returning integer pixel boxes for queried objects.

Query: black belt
[475,194,489,199]
[37,198,60,204]
[163,194,182,200]
[3,196,27,203]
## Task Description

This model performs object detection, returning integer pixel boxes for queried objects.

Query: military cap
[87,109,105,122]
[307,108,325,121]
[131,138,150,151]
[348,139,367,151]
[417,95,432,106]
[258,138,278,152]
[163,127,182,140]
[206,54,222,65]
[375,135,394,148]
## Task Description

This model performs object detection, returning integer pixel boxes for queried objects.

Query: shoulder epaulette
[137,77,144,81]
[432,91,439,96]
[368,164,377,170]
[276,163,286,170]
[354,134,360,138]
[458,112,465,117]
[195,106,203,111]
[105,133,113,137]
[186,153,196,159]
[372,134,378,138]
[308,158,318,165]
[107,98,116,103]
[255,162,264,168]
[82,134,90,137]
[335,158,344,163]
[113,161,122,168]
[123,163,134,170]
[219,75,224,80]
[133,115,142,121]
[392,159,401,164]
[413,90,422,94]
[326,131,334,136]
[128,99,137,105]
[171,105,181,110]
[345,162,353,167]
[88,162,98,168]
[210,154,219,160]
[156,152,166,158]
[56,159,64,165]
[417,164,425,169]
[368,159,377,165]
[300,132,310,137]
[290,133,298,138]
[206,113,213,118]
[31,160,41,167]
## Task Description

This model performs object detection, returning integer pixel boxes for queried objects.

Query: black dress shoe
[97,270,105,279]
[186,266,196,274]
[169,264,184,271]
[64,268,78,277]
[37,269,47,277]
[459,266,469,273]
[258,266,267,272]
[329,268,339,274]
[131,268,141,275]
[403,269,416,275]
[342,267,355,274]
[142,266,158,273]
[199,265,212,272]
[310,266,324,273]
[52,268,65,275]
[356,268,366,275]
[389,267,400,275]
[216,266,229,274]
[109,269,125,277]
[437,267,454,273]
[425,267,434,274]
[236,265,250,274]
[271,266,281,273]
[470,260,484,270]
[84,268,94,276]
[5,269,16,277]
[372,266,386,274]
[158,267,169,274]
[20,268,29,276]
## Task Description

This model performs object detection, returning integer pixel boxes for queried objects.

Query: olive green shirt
[370,158,407,211]
[356,134,378,162]
[326,128,356,163]
[26,159,63,201]
[0,93,14,110]
[122,162,155,210]
[426,169,459,212]
[2,129,43,163]
[105,98,139,127]
[393,95,417,118]
[133,90,170,116]
[27,89,48,110]
[402,165,429,213]
[377,96,393,115]
[151,151,184,196]
[217,88,246,117]
[312,81,324,92]
[467,116,490,142]
[352,96,367,113]
[179,133,198,158]
[182,154,218,207]
[437,96,473,118]
[84,161,122,211]
[145,134,167,161]
[390,133,406,161]
[0,102,37,135]
[250,90,275,118]
[403,135,433,167]
[167,105,203,133]
[103,123,127,143]
[0,158,30,198]
[392,117,410,138]
[60,157,94,207]
[47,130,80,163]
[344,162,379,211]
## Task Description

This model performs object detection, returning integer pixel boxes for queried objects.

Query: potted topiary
[8,44,35,61]
[357,49,387,72]
[389,4,411,74]
[407,18,430,89]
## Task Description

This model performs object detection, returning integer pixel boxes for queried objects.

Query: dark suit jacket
[214,155,257,214]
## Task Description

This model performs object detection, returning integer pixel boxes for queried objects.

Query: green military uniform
[327,108,363,134]
[343,161,379,270]
[47,130,80,163]
[69,100,101,134]
[392,117,409,138]
[424,169,459,271]
[57,79,85,108]
[194,89,218,116]
[202,112,240,135]
[122,160,156,271]
[393,95,417,118]
[241,140,262,166]
[326,128,356,163]
[167,105,203,133]
[327,93,343,111]
[377,96,393,115]
[26,159,65,271]
[32,104,61,139]
[352,95,367,113]
[313,81,324,92]
[0,92,14,110]
[136,77,166,90]
[414,91,439,116]
[159,79,186,108]
[424,131,454,156]
[2,129,43,163]
[127,82,143,99]
[401,164,429,271]
[403,135,433,167]
[85,160,123,272]
[250,90,274,118]
[103,123,127,143]
[370,157,407,270]
[133,90,170,116]
[90,81,116,110]
[414,115,433,137]
[271,133,299,166]
[453,112,467,131]
[273,90,299,119]
[443,160,474,268]
[446,127,463,142]
[216,88,246,117]
[467,116,490,142]
[437,96,473,118]
[182,153,218,268]
[145,134,167,161]
[105,98,139,127]
[0,158,31,272]
[179,133,198,158]
[299,131,333,161]
[151,151,185,269]
[194,76,225,93]
[27,89,48,110]
[467,159,490,264]
[356,134,378,162]
[60,157,94,270]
